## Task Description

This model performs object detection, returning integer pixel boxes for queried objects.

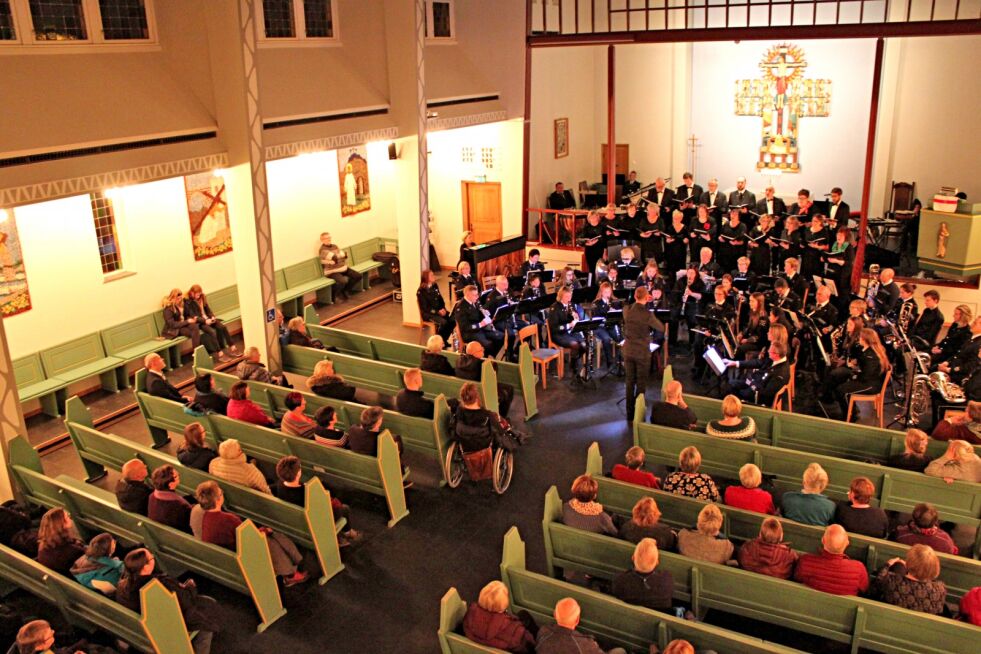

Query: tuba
[907,351,934,425]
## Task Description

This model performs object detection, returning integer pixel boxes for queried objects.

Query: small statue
[937,222,950,258]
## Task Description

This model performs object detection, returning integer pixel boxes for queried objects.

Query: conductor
[623,286,666,422]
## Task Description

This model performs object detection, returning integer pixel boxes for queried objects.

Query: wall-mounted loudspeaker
[388,143,399,160]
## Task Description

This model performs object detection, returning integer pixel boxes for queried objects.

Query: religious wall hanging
[337,145,371,216]
[0,209,31,317]
[554,117,569,159]
[734,43,832,172]
[185,173,233,260]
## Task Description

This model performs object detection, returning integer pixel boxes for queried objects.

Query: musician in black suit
[645,177,675,221]
[832,328,889,420]
[788,188,819,220]
[417,270,456,342]
[456,341,514,418]
[731,257,757,294]
[484,275,523,361]
[780,257,808,301]
[623,170,641,195]
[580,211,607,277]
[450,260,479,300]
[910,290,944,351]
[699,178,728,220]
[520,274,546,325]
[772,278,801,314]
[675,172,703,223]
[672,265,706,347]
[520,249,545,276]
[827,187,851,229]
[727,177,756,217]
[725,341,791,407]
[548,286,585,379]
[961,351,981,401]
[937,317,981,385]
[754,186,787,222]
[144,353,188,404]
[809,285,839,345]
[872,268,901,319]
[547,182,576,210]
[453,285,504,357]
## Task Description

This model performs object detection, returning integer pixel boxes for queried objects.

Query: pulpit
[917,204,981,276]
[462,235,527,284]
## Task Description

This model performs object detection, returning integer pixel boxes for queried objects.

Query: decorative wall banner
[735,43,832,172]
[554,117,569,159]
[337,145,371,216]
[0,210,31,317]
[184,173,233,260]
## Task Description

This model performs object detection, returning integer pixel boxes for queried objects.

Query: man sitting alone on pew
[648,380,696,430]
[237,346,289,387]
[144,353,189,404]
[456,341,515,418]
[535,597,626,654]
[396,368,434,419]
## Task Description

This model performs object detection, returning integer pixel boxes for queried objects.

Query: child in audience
[36,508,85,575]
[677,504,734,565]
[280,392,317,439]
[147,465,192,533]
[611,446,660,489]
[70,532,123,595]
[834,476,888,538]
[273,456,361,547]
[780,463,836,526]
[724,463,775,514]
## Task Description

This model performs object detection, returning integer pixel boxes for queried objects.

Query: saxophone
[829,323,845,362]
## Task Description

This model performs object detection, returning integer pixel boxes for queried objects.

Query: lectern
[462,235,527,284]
[917,204,981,276]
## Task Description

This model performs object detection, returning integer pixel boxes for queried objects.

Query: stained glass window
[98,0,149,40]
[29,0,88,41]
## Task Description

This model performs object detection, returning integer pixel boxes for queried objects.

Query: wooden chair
[544,322,569,380]
[788,338,801,402]
[846,369,893,427]
[772,384,791,412]
[887,181,916,220]
[420,321,436,345]
[452,325,465,353]
[518,324,560,389]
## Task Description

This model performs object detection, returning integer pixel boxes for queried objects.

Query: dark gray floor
[20,280,969,654]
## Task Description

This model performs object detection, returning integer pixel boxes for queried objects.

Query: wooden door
[600,144,630,177]
[462,181,502,244]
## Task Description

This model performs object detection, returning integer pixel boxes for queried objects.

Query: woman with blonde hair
[185,283,235,359]
[420,334,455,375]
[724,463,775,514]
[888,428,933,472]
[306,358,356,402]
[618,497,677,550]
[924,439,981,483]
[706,395,756,441]
[677,504,734,564]
[931,304,972,364]
[780,462,836,526]
[286,316,324,349]
[36,508,85,575]
[161,287,203,349]
[831,327,888,421]
[874,545,947,614]
[737,517,798,579]
[462,580,536,652]
[662,446,720,502]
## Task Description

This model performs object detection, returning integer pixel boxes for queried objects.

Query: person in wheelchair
[452,382,523,454]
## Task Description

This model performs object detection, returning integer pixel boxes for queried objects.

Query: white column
[670,43,693,181]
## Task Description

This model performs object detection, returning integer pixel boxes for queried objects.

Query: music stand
[732,277,752,294]
[813,276,839,296]
[703,347,728,376]
[613,288,633,302]
[619,266,642,282]
[507,276,526,294]
[493,303,518,324]
[531,269,556,283]
[571,286,595,306]
[519,293,556,317]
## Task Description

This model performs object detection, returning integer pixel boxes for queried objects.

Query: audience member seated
[236,346,288,386]
[662,446,720,502]
[192,373,228,415]
[737,517,798,580]
[563,475,617,537]
[677,504,735,565]
[834,476,888,538]
[794,524,869,596]
[456,341,514,418]
[873,545,946,615]
[396,368,435,419]
[208,439,270,493]
[931,401,981,445]
[535,597,626,654]
[70,532,123,595]
[115,548,220,653]
[35,508,85,576]
[306,359,357,402]
[226,381,276,428]
[895,503,959,555]
[196,481,309,588]
[115,459,151,515]
[280,392,317,439]
[417,270,456,343]
[10,619,95,654]
[612,538,674,612]
[462,580,537,654]
[147,465,192,533]
[177,422,217,471]
[452,381,523,458]
[705,395,757,440]
[610,446,660,489]
[286,316,323,349]
[780,463,836,526]
[273,456,361,547]
[618,497,677,550]
[887,428,933,472]
[144,353,187,404]
[312,406,348,447]
[959,587,981,627]
[649,380,697,430]
[161,287,204,350]
[924,439,981,483]
[185,284,236,361]
[724,463,775,514]
[421,335,455,375]
[319,231,362,299]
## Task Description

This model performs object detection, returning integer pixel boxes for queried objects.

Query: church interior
[0,1,980,652]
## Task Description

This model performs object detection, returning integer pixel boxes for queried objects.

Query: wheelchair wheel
[444,442,466,488]
[492,448,513,494]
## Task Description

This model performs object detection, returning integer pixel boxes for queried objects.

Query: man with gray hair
[646,176,675,220]
[755,185,787,220]
[699,177,728,218]
[319,231,362,301]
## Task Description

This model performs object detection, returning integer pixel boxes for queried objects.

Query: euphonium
[898,300,916,334]
[830,323,845,361]
[929,371,967,403]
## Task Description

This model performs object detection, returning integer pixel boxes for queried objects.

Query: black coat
[184,298,216,322]
[755,196,787,217]
[646,187,676,219]
[161,304,193,338]
[115,479,151,515]
[828,201,851,226]
[396,389,435,419]
[728,189,757,211]
[416,284,447,320]
[309,377,357,402]
[454,300,489,341]
[421,351,455,376]
[146,371,184,403]
[853,347,884,386]
[911,307,944,350]
[455,354,483,382]
[699,189,728,217]
[755,359,790,407]
[193,390,228,415]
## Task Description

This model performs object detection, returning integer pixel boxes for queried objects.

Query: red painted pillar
[606,44,616,207]
[852,37,885,293]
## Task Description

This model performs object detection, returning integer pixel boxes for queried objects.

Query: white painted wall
[690,39,876,203]
[427,120,525,268]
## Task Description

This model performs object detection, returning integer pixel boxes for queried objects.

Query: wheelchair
[444,440,513,494]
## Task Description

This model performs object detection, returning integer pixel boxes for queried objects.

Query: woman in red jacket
[463,580,536,653]
[737,517,798,580]
[226,381,275,428]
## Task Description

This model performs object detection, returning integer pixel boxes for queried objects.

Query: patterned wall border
[264,127,400,161]
[428,110,508,132]
[0,153,229,208]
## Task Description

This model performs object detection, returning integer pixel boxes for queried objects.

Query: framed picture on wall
[554,118,569,159]
[185,173,233,260]
[0,210,32,317]
[337,145,372,217]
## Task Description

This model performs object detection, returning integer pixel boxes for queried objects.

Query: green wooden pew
[7,436,286,632]
[633,395,981,558]
[345,237,387,288]
[284,257,335,307]
[0,542,194,654]
[64,396,344,585]
[661,366,981,461]
[302,305,539,419]
[438,588,509,654]
[541,488,980,654]
[40,333,126,405]
[133,372,409,526]
[194,347,453,486]
[499,527,805,654]
[101,313,185,374]
[206,285,241,324]
[13,352,63,417]
[585,443,981,601]
[282,342,502,415]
